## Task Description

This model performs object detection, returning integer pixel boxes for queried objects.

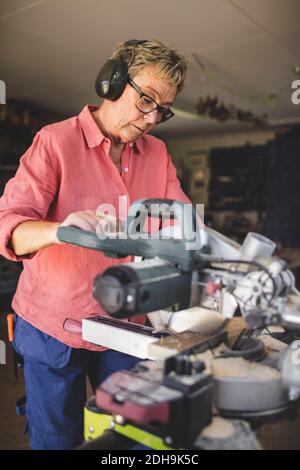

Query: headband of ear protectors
[95,39,147,101]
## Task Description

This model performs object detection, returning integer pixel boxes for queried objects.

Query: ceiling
[1,0,300,137]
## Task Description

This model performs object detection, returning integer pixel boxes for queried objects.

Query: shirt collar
[78,105,105,149]
[78,104,140,152]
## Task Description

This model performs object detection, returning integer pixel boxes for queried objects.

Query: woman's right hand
[55,210,122,243]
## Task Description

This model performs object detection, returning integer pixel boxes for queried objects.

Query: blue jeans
[13,316,141,450]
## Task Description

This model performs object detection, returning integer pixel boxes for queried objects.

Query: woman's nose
[143,110,159,125]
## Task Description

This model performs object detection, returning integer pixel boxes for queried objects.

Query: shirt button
[129,143,133,148]
[122,195,127,200]
[124,167,129,173]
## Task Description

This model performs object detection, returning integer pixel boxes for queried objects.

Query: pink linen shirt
[0,105,190,350]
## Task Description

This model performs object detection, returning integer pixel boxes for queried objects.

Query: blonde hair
[111,39,188,93]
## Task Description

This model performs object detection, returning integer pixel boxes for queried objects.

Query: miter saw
[57,198,300,450]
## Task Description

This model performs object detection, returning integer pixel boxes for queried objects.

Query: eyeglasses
[127,77,174,123]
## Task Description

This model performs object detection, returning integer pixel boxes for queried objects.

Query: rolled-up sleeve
[0,128,58,261]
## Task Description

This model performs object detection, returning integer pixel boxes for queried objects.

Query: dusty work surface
[1,313,300,449]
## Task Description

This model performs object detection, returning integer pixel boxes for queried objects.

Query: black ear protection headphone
[95,40,147,101]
